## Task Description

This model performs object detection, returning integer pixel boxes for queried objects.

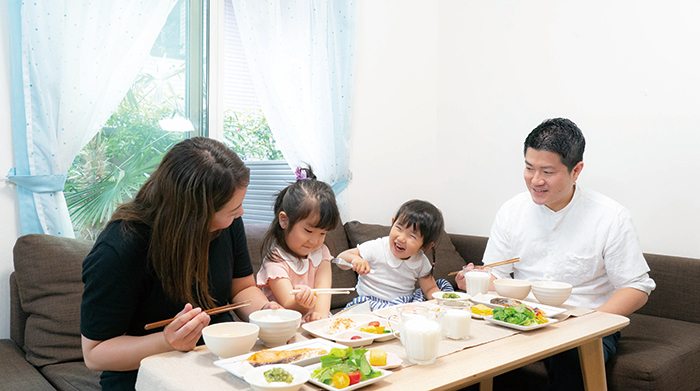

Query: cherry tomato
[333,372,350,389]
[350,335,362,340]
[347,371,362,385]
[368,321,380,327]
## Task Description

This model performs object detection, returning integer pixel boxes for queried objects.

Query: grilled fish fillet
[490,297,522,307]
[245,348,327,367]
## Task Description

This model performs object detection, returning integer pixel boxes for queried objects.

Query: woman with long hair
[80,137,278,390]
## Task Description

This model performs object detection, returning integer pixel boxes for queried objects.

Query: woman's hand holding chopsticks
[161,303,212,352]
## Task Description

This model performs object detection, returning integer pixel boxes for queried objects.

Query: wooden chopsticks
[289,288,355,295]
[144,299,252,330]
[448,257,520,276]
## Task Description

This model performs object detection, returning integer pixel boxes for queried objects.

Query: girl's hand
[302,311,326,323]
[351,257,371,275]
[292,285,317,309]
[163,303,211,352]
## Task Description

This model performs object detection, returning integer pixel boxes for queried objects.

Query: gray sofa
[2,221,699,390]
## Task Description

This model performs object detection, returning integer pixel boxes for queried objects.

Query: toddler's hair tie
[295,167,312,181]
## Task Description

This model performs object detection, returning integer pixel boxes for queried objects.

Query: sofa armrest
[0,339,55,390]
[636,253,700,324]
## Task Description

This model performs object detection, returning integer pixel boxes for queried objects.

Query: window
[64,0,287,239]
[64,0,204,240]
[221,1,290,226]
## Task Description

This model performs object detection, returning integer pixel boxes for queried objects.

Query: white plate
[372,301,440,319]
[485,315,558,331]
[364,350,402,370]
[470,293,566,317]
[214,338,346,379]
[302,314,397,347]
[431,291,471,302]
[306,362,392,391]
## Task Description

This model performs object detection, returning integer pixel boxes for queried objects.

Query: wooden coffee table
[136,310,628,391]
[364,310,629,391]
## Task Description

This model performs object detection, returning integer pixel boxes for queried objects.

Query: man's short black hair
[524,118,585,172]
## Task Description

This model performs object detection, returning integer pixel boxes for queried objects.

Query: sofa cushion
[606,313,700,391]
[245,223,269,274]
[13,234,94,368]
[344,221,466,289]
[39,361,101,391]
[0,339,55,390]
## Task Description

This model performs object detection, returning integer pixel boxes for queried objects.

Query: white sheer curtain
[230,0,357,193]
[8,0,177,236]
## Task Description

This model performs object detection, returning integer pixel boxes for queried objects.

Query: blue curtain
[7,0,177,236]
[230,0,357,194]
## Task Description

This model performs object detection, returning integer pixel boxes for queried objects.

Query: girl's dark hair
[393,199,445,274]
[524,118,586,172]
[261,166,341,259]
[111,137,250,309]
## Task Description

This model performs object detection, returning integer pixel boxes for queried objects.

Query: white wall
[349,0,700,259]
[0,1,23,340]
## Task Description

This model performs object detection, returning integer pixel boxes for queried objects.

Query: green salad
[311,347,382,387]
[493,304,547,326]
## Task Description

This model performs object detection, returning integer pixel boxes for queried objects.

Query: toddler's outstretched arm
[337,248,371,275]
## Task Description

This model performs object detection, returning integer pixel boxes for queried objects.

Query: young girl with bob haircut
[336,199,454,311]
[81,137,279,391]
[256,166,341,323]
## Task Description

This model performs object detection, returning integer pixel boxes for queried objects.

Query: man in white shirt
[457,118,654,390]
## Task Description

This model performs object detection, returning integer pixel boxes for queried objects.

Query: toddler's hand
[302,311,326,324]
[292,285,317,309]
[351,257,371,275]
[262,301,283,310]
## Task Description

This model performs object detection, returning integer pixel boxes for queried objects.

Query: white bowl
[202,322,259,358]
[243,363,309,391]
[531,281,573,306]
[493,279,532,300]
[248,309,301,347]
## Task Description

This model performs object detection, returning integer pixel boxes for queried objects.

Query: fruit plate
[305,362,392,390]
[302,314,397,347]
[213,338,345,379]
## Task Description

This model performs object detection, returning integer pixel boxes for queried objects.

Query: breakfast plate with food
[470,293,566,317]
[302,314,397,347]
[214,338,345,378]
[306,346,392,391]
[484,303,559,331]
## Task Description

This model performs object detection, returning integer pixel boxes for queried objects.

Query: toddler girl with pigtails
[256,167,341,323]
[335,199,454,311]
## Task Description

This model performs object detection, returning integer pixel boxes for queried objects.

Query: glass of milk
[389,305,443,365]
[464,269,491,296]
[440,302,471,340]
